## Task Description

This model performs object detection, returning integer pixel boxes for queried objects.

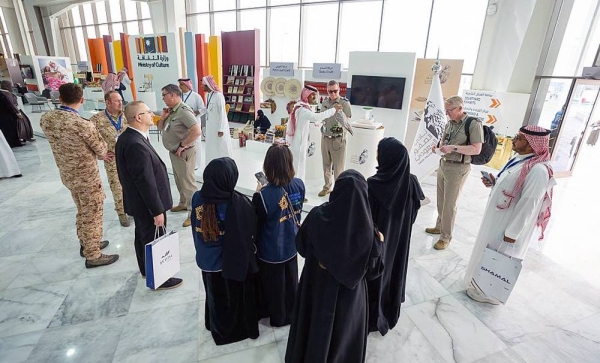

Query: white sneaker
[466,287,501,305]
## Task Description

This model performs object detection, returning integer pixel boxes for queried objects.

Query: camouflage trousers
[70,184,105,259]
[104,159,125,216]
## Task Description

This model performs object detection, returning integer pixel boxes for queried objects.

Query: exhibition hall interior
[1,0,600,362]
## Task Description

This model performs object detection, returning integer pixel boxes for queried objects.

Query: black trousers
[133,212,167,276]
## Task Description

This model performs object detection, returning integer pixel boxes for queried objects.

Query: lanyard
[183,91,191,103]
[59,105,79,114]
[497,155,534,179]
[104,110,123,131]
[445,120,463,144]
[206,92,214,108]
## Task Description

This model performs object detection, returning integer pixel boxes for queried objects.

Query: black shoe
[12,174,22,178]
[85,254,119,268]
[155,278,183,290]
[80,240,109,257]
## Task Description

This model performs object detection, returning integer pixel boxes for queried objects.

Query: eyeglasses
[513,134,525,141]
[161,92,171,98]
[327,89,340,94]
[445,106,458,113]
[137,111,153,117]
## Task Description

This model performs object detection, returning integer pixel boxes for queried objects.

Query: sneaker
[466,287,501,305]
[425,227,441,234]
[80,240,110,257]
[119,214,130,227]
[182,217,191,227]
[85,254,119,268]
[170,205,187,213]
[318,188,330,197]
[433,240,450,250]
[155,277,183,290]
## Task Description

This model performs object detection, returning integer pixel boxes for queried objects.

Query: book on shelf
[243,96,253,103]
[235,103,243,111]
[234,78,241,86]
[238,95,244,103]
[226,76,235,85]
[233,86,239,94]
[245,77,254,86]
[249,104,255,113]
[249,65,254,77]
[227,86,233,93]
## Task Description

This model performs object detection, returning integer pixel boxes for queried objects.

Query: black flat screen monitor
[349,75,406,110]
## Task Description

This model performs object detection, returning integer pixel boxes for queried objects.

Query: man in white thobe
[202,75,232,165]
[464,125,555,305]
[179,78,205,169]
[287,85,341,184]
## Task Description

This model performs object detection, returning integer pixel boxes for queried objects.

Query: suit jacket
[116,127,173,218]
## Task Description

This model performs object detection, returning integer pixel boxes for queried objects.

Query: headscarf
[257,109,264,118]
[202,75,221,93]
[102,73,119,95]
[306,169,377,289]
[117,68,128,82]
[497,125,553,240]
[199,157,258,281]
[178,78,194,92]
[368,137,411,210]
[287,85,318,137]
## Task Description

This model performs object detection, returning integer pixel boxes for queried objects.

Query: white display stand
[345,121,385,178]
[305,122,323,181]
[83,87,104,111]
[137,91,158,112]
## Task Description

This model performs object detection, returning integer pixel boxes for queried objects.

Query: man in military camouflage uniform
[158,84,202,227]
[41,83,119,268]
[90,91,130,227]
[319,80,352,197]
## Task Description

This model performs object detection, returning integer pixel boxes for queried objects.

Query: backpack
[464,117,497,165]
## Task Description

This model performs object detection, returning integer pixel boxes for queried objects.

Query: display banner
[34,56,74,92]
[312,63,341,79]
[409,73,447,181]
[462,89,530,137]
[270,62,294,76]
[129,32,180,108]
[405,59,463,151]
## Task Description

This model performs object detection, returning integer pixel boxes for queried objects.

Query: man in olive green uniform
[319,80,352,197]
[41,83,119,268]
[158,84,202,227]
[90,91,130,227]
[428,96,484,250]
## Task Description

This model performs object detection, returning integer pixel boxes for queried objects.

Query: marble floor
[1,108,599,362]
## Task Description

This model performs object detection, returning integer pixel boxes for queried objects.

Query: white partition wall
[347,52,417,143]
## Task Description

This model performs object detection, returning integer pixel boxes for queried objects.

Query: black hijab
[306,169,376,290]
[200,157,258,281]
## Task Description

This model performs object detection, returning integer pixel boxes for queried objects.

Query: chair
[49,91,61,109]
[24,93,51,113]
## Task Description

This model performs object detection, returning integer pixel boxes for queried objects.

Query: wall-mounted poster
[36,56,74,91]
[20,65,34,79]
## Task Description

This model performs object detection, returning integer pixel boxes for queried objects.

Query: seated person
[254,110,271,134]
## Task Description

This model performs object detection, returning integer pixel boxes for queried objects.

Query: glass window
[4,34,13,57]
[426,0,487,74]
[240,0,266,8]
[240,9,267,66]
[190,14,210,36]
[112,22,124,38]
[71,6,82,27]
[379,0,431,56]
[86,26,97,39]
[213,0,236,12]
[75,27,87,61]
[95,2,108,24]
[188,0,209,13]
[124,0,138,21]
[270,0,298,6]
[270,5,300,63]
[82,3,94,25]
[126,21,139,35]
[142,20,153,34]
[109,0,122,22]
[141,2,151,19]
[98,24,110,36]
[214,11,237,35]
[337,1,383,68]
[301,3,338,67]
[302,0,331,3]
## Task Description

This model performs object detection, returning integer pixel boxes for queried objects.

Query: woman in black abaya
[285,170,383,363]
[367,137,424,336]
[191,157,260,346]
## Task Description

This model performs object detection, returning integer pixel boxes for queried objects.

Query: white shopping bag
[471,246,522,304]
[145,229,181,290]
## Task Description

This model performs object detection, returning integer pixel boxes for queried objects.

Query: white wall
[347,51,417,143]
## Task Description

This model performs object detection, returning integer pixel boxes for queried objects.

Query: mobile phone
[480,171,493,183]
[255,171,268,186]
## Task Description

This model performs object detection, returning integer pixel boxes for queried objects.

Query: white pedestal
[305,123,323,181]
[137,91,158,112]
[345,125,385,178]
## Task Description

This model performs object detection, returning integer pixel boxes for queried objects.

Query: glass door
[551,79,600,177]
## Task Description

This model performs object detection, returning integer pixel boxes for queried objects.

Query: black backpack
[464,117,497,165]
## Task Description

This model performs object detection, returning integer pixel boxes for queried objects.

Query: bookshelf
[221,30,260,123]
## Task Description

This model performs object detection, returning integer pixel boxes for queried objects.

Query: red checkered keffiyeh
[202,75,221,93]
[178,78,194,91]
[102,73,120,95]
[288,86,317,137]
[497,125,553,240]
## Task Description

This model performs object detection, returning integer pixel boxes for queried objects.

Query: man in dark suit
[116,100,183,290]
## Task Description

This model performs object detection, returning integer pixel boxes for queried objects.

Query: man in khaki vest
[319,80,352,197]
[90,91,130,227]
[41,83,119,268]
